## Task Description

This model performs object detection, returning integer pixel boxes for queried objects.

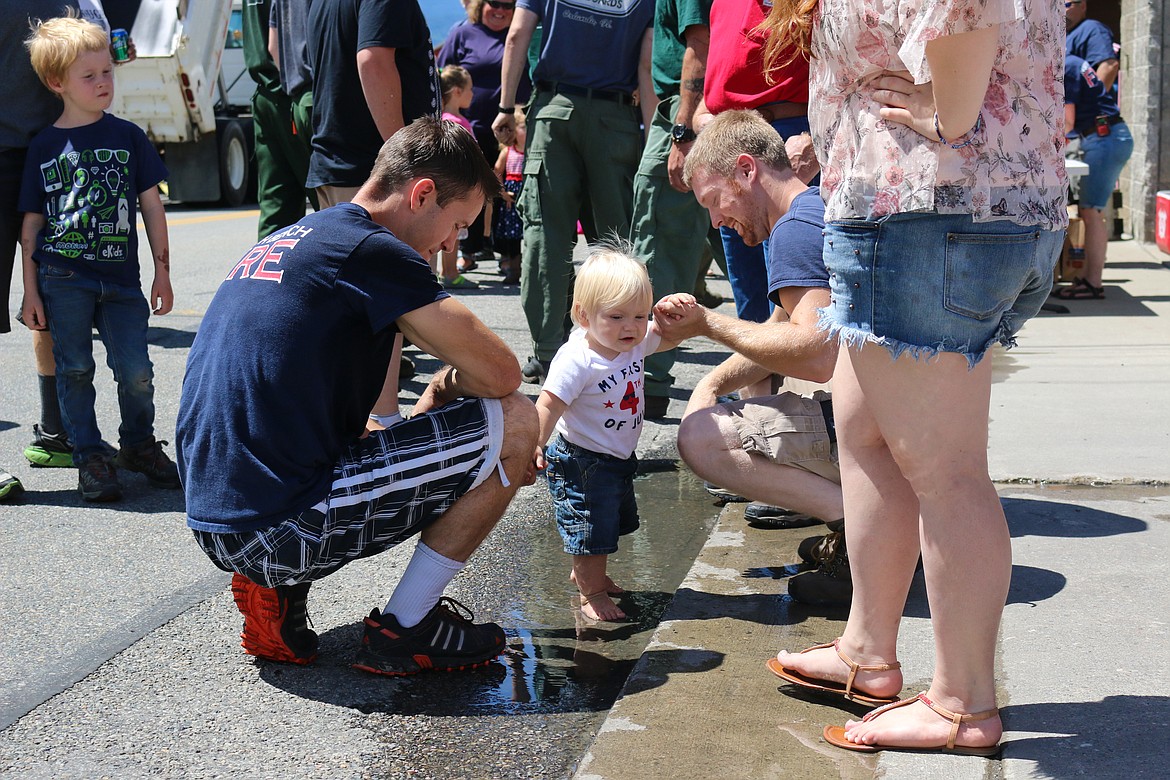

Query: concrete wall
[1118,0,1166,242]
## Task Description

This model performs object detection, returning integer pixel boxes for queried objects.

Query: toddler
[492,108,525,285]
[435,64,478,289]
[534,244,694,620]
[19,14,177,502]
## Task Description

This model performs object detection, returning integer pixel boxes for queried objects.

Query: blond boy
[19,14,176,502]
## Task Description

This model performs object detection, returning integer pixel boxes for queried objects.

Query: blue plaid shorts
[192,397,504,587]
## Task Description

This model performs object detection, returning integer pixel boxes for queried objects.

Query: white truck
[109,0,255,205]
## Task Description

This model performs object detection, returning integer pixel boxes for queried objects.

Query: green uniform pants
[518,91,644,361]
[253,87,317,240]
[630,95,713,397]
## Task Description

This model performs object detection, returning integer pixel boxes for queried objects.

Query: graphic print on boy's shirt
[19,114,167,286]
[37,145,135,264]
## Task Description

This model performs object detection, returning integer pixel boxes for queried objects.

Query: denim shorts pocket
[943,230,1040,320]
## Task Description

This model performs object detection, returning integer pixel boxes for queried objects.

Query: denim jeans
[720,115,815,323]
[545,435,639,556]
[38,264,156,461]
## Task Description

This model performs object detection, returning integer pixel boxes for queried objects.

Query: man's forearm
[701,310,833,383]
[675,25,709,127]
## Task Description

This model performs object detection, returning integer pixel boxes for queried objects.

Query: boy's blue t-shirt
[177,203,449,533]
[18,113,167,287]
[767,186,828,306]
[518,0,654,93]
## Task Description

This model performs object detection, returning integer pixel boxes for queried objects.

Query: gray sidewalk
[578,239,1170,779]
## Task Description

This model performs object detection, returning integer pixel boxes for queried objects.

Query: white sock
[382,542,465,628]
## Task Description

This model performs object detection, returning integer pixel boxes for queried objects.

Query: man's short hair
[368,117,501,206]
[570,239,653,327]
[684,110,791,188]
[25,10,110,97]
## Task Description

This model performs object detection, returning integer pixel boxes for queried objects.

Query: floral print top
[810,0,1069,231]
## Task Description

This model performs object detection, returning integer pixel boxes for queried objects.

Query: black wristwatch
[670,123,696,144]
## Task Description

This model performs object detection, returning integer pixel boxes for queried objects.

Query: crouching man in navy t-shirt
[177,118,539,675]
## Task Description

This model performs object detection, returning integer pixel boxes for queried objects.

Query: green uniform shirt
[651,0,712,99]
[242,0,281,93]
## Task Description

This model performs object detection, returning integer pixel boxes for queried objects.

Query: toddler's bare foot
[840,693,1001,752]
[579,590,627,621]
[775,640,902,701]
[570,570,624,595]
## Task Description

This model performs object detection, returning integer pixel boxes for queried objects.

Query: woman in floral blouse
[760,0,1067,756]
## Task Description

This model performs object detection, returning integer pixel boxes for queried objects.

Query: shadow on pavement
[1004,695,1170,777]
[10,485,185,512]
[1004,497,1148,538]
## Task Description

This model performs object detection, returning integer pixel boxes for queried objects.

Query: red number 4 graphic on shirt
[619,381,639,415]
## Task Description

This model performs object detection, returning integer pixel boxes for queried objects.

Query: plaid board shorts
[192,396,504,588]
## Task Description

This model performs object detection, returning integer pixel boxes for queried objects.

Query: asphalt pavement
[2,208,1167,779]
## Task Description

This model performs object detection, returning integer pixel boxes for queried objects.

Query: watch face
[672,124,695,143]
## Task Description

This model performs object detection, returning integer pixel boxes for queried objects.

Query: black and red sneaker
[230,573,318,664]
[352,597,506,676]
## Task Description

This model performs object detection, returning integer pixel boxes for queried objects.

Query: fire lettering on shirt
[224,232,307,283]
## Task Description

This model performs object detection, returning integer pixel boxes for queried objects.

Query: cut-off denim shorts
[545,434,639,556]
[819,212,1064,367]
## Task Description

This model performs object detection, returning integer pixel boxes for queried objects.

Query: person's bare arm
[492,8,538,144]
[139,186,173,315]
[656,287,835,383]
[1064,103,1075,135]
[667,23,710,192]
[19,213,47,330]
[637,27,657,137]
[398,297,521,413]
[357,46,405,140]
[268,26,279,68]
[533,390,569,470]
[1094,57,1119,92]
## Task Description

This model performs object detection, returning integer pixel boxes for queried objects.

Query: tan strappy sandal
[822,692,1001,757]
[765,637,901,706]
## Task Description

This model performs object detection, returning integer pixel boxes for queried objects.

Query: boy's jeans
[38,264,156,463]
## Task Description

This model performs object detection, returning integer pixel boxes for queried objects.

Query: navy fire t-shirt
[177,203,447,532]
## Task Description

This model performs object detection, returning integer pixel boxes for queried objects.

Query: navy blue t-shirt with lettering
[767,186,828,307]
[177,202,448,533]
[18,113,167,287]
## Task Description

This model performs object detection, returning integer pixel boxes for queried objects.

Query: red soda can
[111,28,130,62]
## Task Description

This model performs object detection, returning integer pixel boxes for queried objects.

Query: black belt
[820,399,836,444]
[536,80,633,106]
[1075,114,1123,138]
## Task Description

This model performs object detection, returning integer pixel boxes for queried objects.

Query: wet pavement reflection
[476,466,718,714]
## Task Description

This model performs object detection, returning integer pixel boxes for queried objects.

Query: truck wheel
[218,120,249,207]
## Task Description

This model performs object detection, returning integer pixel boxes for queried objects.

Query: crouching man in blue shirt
[177,118,539,675]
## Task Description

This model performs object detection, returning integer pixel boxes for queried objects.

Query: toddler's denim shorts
[819,212,1064,367]
[545,435,639,556]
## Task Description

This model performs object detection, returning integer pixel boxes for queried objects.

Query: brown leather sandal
[822,691,1001,757]
[765,637,901,706]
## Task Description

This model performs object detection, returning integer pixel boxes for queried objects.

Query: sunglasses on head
[485,0,516,8]
[1064,0,1082,6]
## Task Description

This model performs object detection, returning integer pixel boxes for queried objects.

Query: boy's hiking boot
[114,438,181,489]
[353,597,506,676]
[24,424,74,468]
[78,455,122,502]
[230,573,318,664]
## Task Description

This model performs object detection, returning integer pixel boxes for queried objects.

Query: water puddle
[471,465,719,714]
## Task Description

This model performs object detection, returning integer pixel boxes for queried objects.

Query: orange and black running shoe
[352,597,506,676]
[230,573,318,664]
